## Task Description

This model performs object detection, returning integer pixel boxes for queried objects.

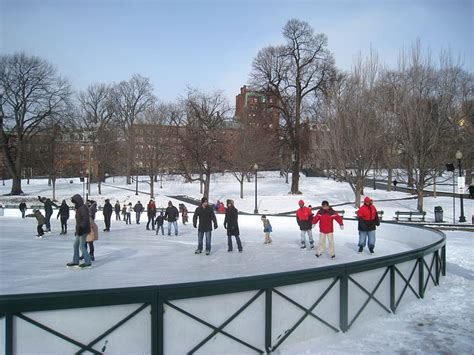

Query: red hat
[298,200,305,206]
[364,196,373,203]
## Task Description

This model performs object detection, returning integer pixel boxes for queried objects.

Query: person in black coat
[19,201,27,218]
[38,195,58,232]
[224,199,242,252]
[57,200,70,234]
[193,197,218,255]
[67,194,92,268]
[155,211,165,235]
[164,201,179,236]
[134,201,144,224]
[88,200,97,221]
[103,199,113,232]
[114,201,121,221]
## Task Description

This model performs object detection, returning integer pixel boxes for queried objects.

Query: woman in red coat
[312,200,344,259]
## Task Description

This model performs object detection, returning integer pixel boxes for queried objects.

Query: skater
[164,201,179,236]
[19,201,27,218]
[125,203,132,225]
[67,194,92,268]
[224,199,242,252]
[357,196,380,255]
[296,200,314,249]
[121,204,127,222]
[134,201,144,224]
[469,185,474,199]
[57,200,70,235]
[114,201,121,221]
[146,199,156,230]
[312,201,344,259]
[26,209,46,238]
[103,199,113,232]
[261,215,272,244]
[38,195,57,232]
[86,216,99,261]
[180,204,189,225]
[193,197,218,255]
[155,211,165,235]
[393,179,398,191]
[88,200,97,221]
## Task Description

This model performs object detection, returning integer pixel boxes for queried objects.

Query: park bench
[394,211,426,222]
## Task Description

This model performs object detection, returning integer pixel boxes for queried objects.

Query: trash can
[0,206,4,217]
[434,206,443,223]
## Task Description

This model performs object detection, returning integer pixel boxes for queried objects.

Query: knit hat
[298,200,305,206]
[364,196,373,204]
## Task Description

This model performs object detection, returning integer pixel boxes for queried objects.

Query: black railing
[0,225,446,354]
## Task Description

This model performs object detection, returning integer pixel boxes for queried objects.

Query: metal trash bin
[434,206,443,223]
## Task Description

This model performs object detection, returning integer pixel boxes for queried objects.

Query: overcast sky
[1,0,473,105]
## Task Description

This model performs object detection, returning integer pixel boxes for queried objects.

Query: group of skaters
[21,193,380,267]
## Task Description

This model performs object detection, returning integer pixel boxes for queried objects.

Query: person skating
[146,199,156,230]
[164,201,179,236]
[114,201,121,221]
[19,201,27,219]
[296,200,314,249]
[181,204,189,225]
[57,200,70,235]
[88,200,97,221]
[193,197,218,255]
[38,195,58,232]
[224,199,242,252]
[155,211,165,235]
[67,194,92,269]
[261,215,272,244]
[26,209,46,238]
[121,204,127,222]
[103,199,113,232]
[312,201,344,259]
[134,201,144,224]
[357,196,380,255]
[86,216,99,261]
[125,203,132,225]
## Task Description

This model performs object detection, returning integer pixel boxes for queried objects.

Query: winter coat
[126,205,133,214]
[38,196,55,215]
[296,206,313,231]
[165,206,179,222]
[312,208,343,234]
[26,210,45,225]
[134,202,144,213]
[88,201,97,220]
[103,202,113,218]
[71,194,91,236]
[155,214,164,226]
[87,218,99,242]
[114,203,121,213]
[357,201,380,232]
[57,202,70,219]
[19,202,27,211]
[193,205,217,232]
[224,206,240,236]
[262,219,272,233]
[147,203,157,218]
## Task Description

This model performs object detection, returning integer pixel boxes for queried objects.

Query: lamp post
[456,150,466,223]
[254,163,259,214]
[87,146,93,199]
[136,168,139,196]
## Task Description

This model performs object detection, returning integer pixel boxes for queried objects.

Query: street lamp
[254,163,259,214]
[455,150,466,223]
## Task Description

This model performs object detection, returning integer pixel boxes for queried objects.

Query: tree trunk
[10,146,23,195]
[355,179,364,208]
[416,188,424,212]
[204,171,211,200]
[387,169,392,192]
[433,175,437,198]
[290,148,301,194]
[240,178,244,199]
[52,178,56,201]
[150,175,155,198]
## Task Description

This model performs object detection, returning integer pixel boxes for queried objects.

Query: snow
[0,173,473,354]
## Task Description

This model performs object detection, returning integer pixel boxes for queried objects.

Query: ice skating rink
[0,213,443,295]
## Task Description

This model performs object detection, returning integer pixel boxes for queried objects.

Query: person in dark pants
[469,185,474,199]
[19,201,27,218]
[357,196,380,255]
[155,211,165,235]
[114,201,121,221]
[146,199,157,230]
[103,199,113,232]
[38,196,57,232]
[134,201,144,224]
[57,200,70,235]
[224,199,242,252]
[67,194,92,268]
[193,197,218,255]
[393,180,398,191]
[26,209,46,237]
[164,201,179,236]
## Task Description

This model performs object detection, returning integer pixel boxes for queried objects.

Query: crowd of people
[20,194,381,268]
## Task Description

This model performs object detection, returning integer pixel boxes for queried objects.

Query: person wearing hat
[312,200,344,259]
[102,199,113,232]
[296,200,315,249]
[164,201,179,236]
[193,197,218,255]
[67,194,92,268]
[224,199,242,252]
[57,199,70,235]
[146,199,157,230]
[356,196,380,254]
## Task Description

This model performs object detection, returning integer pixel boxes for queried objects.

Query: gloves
[193,224,197,229]
[214,224,218,229]
[340,225,344,230]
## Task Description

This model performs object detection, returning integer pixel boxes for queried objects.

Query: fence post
[441,245,446,276]
[339,275,349,332]
[265,288,272,353]
[390,265,396,313]
[6,314,13,355]
[435,250,440,285]
[418,257,424,299]
[156,294,164,355]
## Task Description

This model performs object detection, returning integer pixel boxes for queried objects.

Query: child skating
[261,215,272,244]
[312,201,343,259]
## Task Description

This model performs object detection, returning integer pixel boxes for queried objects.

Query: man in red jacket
[312,201,344,259]
[296,200,315,249]
[357,196,380,254]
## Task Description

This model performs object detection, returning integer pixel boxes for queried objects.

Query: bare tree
[251,19,335,194]
[111,74,155,184]
[0,53,70,195]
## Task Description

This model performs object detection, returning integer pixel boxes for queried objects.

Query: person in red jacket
[312,201,343,259]
[357,196,380,254]
[296,200,315,249]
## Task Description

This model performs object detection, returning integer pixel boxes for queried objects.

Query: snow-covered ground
[0,174,472,354]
